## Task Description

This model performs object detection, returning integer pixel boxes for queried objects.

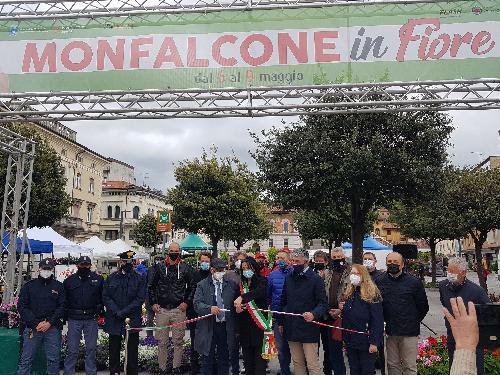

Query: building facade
[28,121,109,242]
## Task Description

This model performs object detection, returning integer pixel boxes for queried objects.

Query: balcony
[56,216,84,230]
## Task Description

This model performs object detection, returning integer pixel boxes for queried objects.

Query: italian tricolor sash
[240,281,277,359]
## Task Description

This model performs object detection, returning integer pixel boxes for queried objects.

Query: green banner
[1,0,500,93]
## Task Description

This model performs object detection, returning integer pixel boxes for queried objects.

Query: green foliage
[182,255,197,269]
[266,247,278,265]
[131,214,163,249]
[219,250,229,262]
[253,99,453,263]
[484,351,500,374]
[167,148,265,257]
[0,124,71,228]
[227,202,272,250]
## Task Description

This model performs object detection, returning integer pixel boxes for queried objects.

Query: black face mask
[314,263,325,271]
[387,264,401,275]
[169,253,179,261]
[77,267,91,277]
[121,263,133,273]
[332,259,345,269]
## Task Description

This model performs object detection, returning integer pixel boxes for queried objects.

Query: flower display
[0,297,20,328]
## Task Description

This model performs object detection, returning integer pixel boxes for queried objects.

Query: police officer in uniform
[103,250,146,375]
[63,255,104,375]
[17,258,65,375]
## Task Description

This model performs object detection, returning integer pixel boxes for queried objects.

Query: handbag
[331,317,343,342]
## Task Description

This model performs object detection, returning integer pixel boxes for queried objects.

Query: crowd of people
[14,244,490,375]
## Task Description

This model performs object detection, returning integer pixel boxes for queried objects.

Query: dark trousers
[17,327,61,375]
[230,334,241,375]
[64,319,98,375]
[201,322,230,375]
[375,340,385,375]
[346,348,376,375]
[328,339,346,375]
[109,332,139,375]
[320,325,332,375]
[241,345,266,375]
[189,323,200,375]
[448,337,484,375]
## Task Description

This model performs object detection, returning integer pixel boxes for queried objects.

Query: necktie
[216,281,225,322]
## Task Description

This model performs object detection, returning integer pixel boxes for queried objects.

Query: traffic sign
[157,210,172,232]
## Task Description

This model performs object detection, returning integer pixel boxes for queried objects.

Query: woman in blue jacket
[340,264,384,375]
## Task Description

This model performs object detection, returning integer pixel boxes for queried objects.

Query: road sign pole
[162,232,167,256]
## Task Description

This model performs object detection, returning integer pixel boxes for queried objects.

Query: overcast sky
[68,110,500,192]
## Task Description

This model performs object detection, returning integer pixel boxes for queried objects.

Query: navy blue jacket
[439,278,489,336]
[278,267,328,343]
[342,290,384,350]
[376,272,429,336]
[267,266,293,310]
[63,271,103,320]
[103,270,146,336]
[18,276,65,329]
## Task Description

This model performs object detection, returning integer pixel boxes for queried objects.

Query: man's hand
[443,297,479,352]
[177,302,188,312]
[303,312,314,322]
[329,309,341,319]
[36,321,51,332]
[210,306,221,315]
[369,344,378,353]
[234,296,243,309]
[152,304,161,314]
[339,302,345,311]
[35,322,44,332]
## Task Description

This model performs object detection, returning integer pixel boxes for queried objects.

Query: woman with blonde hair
[339,264,384,375]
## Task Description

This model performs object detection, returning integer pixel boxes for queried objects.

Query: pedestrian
[188,251,213,375]
[148,242,196,375]
[267,250,293,375]
[63,255,104,375]
[145,256,165,341]
[234,257,268,375]
[278,248,328,375]
[439,257,489,375]
[255,253,271,278]
[312,250,333,375]
[17,258,65,375]
[340,264,384,375]
[103,250,146,375]
[325,248,350,375]
[194,258,239,375]
[376,252,429,375]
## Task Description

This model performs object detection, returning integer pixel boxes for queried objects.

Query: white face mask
[214,271,225,281]
[40,270,53,279]
[235,260,242,269]
[448,273,458,284]
[350,274,361,286]
[363,259,375,270]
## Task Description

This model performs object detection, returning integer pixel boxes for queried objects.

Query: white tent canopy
[20,227,92,259]
[80,236,112,258]
[106,239,149,259]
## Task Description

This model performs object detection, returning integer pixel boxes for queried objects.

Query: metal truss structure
[1,79,500,122]
[0,126,35,303]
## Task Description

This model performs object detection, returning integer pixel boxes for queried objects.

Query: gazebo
[179,233,212,254]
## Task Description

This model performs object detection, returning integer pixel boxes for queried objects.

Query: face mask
[448,273,458,284]
[314,263,325,271]
[332,259,345,269]
[276,260,287,270]
[350,274,361,286]
[235,260,242,269]
[77,267,91,277]
[214,271,225,281]
[40,270,53,279]
[121,262,133,273]
[200,262,210,271]
[387,264,401,275]
[293,264,304,274]
[243,270,254,279]
[363,260,375,270]
[169,253,179,261]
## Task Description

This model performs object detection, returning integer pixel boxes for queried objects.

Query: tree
[167,149,264,257]
[0,123,71,228]
[131,214,163,250]
[226,202,272,251]
[253,100,453,264]
[294,206,351,254]
[447,167,500,291]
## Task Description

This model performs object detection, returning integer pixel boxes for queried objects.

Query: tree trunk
[474,238,488,292]
[351,202,365,264]
[327,239,334,258]
[211,235,219,258]
[429,239,437,285]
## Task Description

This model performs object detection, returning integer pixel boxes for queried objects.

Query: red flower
[492,351,500,357]
[440,335,448,348]
[427,336,438,346]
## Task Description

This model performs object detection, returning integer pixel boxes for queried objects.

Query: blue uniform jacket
[103,270,146,336]
[267,267,293,310]
[63,271,103,320]
[18,276,65,329]
[342,290,384,350]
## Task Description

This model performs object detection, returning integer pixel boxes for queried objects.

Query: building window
[61,149,67,157]
[114,205,121,219]
[89,178,95,194]
[105,230,119,240]
[77,155,83,163]
[107,205,112,219]
[283,221,289,233]
[386,229,392,235]
[375,228,380,236]
[283,238,289,247]
[73,173,81,189]
[133,206,140,219]
[129,231,135,240]
[91,162,95,169]
[87,206,93,223]
[72,203,80,218]
[269,239,273,248]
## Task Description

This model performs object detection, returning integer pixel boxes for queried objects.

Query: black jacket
[369,269,385,283]
[376,272,429,336]
[63,271,103,320]
[148,261,196,309]
[18,276,65,329]
[187,268,211,320]
[238,274,268,348]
